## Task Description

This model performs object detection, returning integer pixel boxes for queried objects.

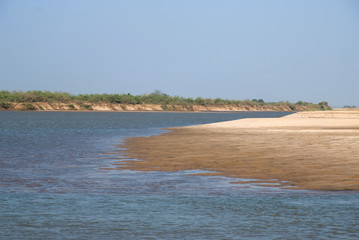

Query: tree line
[0,90,331,111]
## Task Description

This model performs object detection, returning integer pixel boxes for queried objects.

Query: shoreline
[117,110,359,191]
[0,101,332,112]
[2,107,357,114]
[0,109,294,113]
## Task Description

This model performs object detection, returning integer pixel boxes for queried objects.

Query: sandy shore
[117,110,359,191]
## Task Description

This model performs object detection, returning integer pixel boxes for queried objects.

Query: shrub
[319,101,331,110]
[288,104,296,111]
[161,105,171,111]
[25,104,37,111]
[0,102,12,110]
[194,97,205,106]
[82,104,93,110]
[252,99,264,104]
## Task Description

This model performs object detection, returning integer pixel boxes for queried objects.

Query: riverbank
[0,91,332,112]
[0,102,331,112]
[118,110,359,191]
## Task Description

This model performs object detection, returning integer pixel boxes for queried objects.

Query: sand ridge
[116,110,359,191]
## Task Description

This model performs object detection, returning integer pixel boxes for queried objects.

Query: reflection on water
[1,111,358,239]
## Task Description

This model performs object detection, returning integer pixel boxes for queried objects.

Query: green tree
[319,101,330,110]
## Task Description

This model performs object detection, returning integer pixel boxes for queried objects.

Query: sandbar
[117,110,359,191]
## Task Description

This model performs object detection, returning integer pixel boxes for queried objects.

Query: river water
[0,111,358,239]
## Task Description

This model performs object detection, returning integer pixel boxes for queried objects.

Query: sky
[1,0,358,107]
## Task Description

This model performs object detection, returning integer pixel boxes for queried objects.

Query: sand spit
[118,110,359,191]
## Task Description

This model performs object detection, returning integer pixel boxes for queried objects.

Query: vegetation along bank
[0,90,331,112]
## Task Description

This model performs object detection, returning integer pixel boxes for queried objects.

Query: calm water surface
[0,112,358,239]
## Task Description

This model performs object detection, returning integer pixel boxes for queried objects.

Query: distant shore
[0,90,332,112]
[118,110,359,191]
[0,102,336,112]
[0,102,311,112]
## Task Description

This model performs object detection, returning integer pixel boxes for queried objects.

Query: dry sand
[116,110,359,191]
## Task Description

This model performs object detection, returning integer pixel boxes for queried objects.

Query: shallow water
[0,111,358,239]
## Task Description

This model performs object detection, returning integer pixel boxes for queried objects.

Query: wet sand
[117,110,359,191]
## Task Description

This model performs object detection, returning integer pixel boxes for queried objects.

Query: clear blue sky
[1,0,358,107]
